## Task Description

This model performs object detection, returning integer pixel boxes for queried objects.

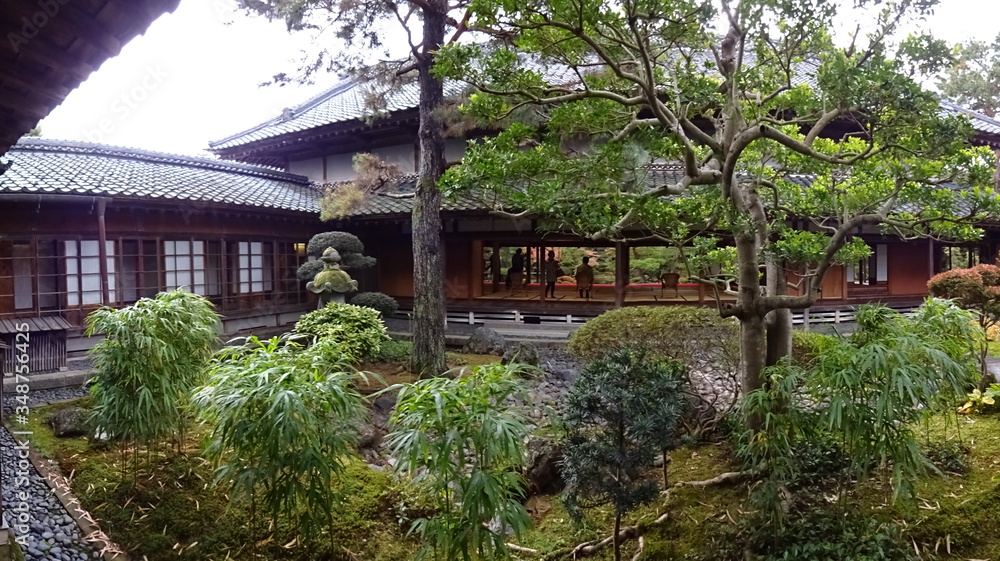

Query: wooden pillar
[539,245,547,303]
[927,238,934,279]
[97,198,111,306]
[30,237,39,316]
[220,239,229,312]
[614,241,628,308]
[525,246,532,286]
[491,241,501,293]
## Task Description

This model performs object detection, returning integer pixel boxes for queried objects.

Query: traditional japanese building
[209,79,1000,316]
[0,139,325,372]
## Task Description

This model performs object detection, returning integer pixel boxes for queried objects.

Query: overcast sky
[34,0,1000,158]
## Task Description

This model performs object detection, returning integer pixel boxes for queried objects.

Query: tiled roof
[209,79,470,151]
[208,61,587,153]
[939,99,1000,136]
[1,138,320,213]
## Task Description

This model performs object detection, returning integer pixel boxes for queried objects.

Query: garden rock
[501,341,540,367]
[463,326,507,355]
[524,436,564,496]
[356,422,381,450]
[46,408,88,438]
[371,393,397,429]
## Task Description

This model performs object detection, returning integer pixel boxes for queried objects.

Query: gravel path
[0,385,98,560]
[3,386,92,416]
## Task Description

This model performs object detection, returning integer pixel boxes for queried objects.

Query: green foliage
[296,231,376,280]
[707,509,918,561]
[307,231,366,258]
[350,291,400,318]
[928,264,1000,324]
[437,0,1000,418]
[568,305,739,373]
[937,32,1000,118]
[561,347,686,561]
[957,385,1000,414]
[928,264,1000,389]
[790,330,837,369]
[294,302,389,362]
[370,339,413,363]
[191,335,369,541]
[922,440,971,475]
[85,289,219,449]
[738,299,980,533]
[386,362,533,561]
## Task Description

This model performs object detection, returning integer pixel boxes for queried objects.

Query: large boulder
[501,341,540,367]
[525,436,565,496]
[463,326,508,355]
[46,407,89,438]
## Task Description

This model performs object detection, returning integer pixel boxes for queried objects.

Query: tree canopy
[937,33,1000,118]
[237,0,474,376]
[436,0,1000,398]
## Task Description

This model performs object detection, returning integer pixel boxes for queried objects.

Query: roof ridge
[939,98,1000,129]
[11,138,312,185]
[208,79,360,148]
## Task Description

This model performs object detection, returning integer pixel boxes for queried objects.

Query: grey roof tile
[210,79,470,151]
[0,138,321,213]
[939,99,1000,136]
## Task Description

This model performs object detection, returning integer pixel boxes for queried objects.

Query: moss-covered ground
[22,384,1000,560]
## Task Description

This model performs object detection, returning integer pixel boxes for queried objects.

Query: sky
[34,0,1000,158]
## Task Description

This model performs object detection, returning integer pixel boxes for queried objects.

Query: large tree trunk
[735,233,768,430]
[765,257,792,367]
[409,0,447,377]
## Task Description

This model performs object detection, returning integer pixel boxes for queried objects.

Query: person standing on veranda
[544,250,560,299]
[575,255,594,299]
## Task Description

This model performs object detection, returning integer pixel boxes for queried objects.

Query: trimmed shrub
[294,303,389,362]
[568,305,738,367]
[350,291,399,318]
[296,231,377,281]
[790,330,837,368]
[307,231,366,258]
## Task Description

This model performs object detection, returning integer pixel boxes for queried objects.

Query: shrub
[707,509,918,561]
[739,299,980,534]
[350,291,399,318]
[294,303,389,362]
[85,289,219,452]
[387,362,533,561]
[369,339,412,363]
[296,231,377,281]
[790,330,837,368]
[568,305,738,368]
[192,336,369,547]
[561,347,687,561]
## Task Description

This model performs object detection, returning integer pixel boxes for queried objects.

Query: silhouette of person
[575,255,594,299]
